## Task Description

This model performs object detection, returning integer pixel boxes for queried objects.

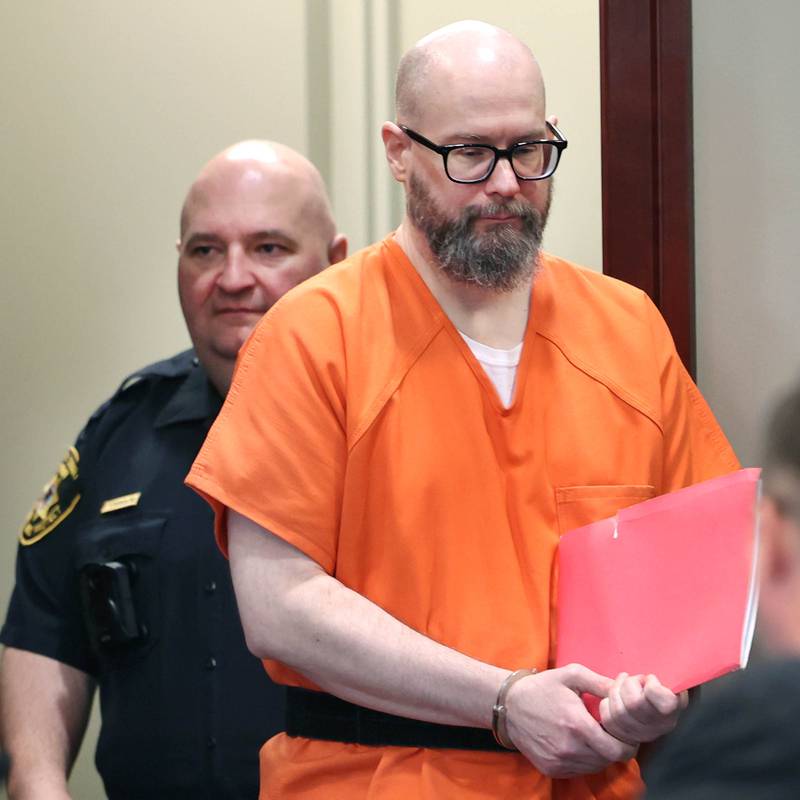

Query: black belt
[286,687,507,752]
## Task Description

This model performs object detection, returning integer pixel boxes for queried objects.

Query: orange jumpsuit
[187,235,739,799]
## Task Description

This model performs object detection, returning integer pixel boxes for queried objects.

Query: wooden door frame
[600,0,695,375]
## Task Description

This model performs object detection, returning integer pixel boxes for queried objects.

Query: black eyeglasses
[398,121,568,184]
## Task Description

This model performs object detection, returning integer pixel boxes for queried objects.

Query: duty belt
[286,687,508,752]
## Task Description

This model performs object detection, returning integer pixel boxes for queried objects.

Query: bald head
[180,140,336,241]
[177,140,346,395]
[383,21,555,295]
[395,21,545,126]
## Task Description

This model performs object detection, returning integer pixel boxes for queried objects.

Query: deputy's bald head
[176,140,346,395]
[180,140,336,242]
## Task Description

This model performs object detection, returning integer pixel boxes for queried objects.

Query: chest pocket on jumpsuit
[549,484,656,662]
[74,515,165,670]
[554,484,656,535]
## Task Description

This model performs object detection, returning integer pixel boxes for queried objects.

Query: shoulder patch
[20,447,81,546]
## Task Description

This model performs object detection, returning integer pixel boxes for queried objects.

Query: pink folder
[556,468,761,692]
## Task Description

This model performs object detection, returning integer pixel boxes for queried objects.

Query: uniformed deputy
[0,141,347,800]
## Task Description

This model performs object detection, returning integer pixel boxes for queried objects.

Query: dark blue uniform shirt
[1,350,285,799]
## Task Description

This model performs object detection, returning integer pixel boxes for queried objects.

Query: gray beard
[406,173,548,292]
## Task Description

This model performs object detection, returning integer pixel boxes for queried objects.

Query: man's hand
[504,664,638,778]
[599,672,688,745]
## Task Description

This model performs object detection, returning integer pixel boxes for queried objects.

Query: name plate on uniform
[100,492,142,514]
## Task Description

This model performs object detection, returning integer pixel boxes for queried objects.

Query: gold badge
[20,447,81,545]
[100,492,141,514]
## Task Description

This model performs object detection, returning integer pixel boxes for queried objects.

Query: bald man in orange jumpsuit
[188,21,738,800]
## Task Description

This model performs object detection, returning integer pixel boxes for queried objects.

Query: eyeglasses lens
[447,143,558,182]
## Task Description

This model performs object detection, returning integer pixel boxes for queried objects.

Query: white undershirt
[459,331,523,408]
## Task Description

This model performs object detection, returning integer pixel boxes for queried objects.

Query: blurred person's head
[643,387,800,799]
[177,140,347,393]
[756,382,800,655]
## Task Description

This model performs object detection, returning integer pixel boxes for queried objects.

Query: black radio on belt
[79,560,147,649]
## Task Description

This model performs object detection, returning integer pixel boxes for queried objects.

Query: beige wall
[0,3,310,796]
[0,2,600,797]
[693,0,800,466]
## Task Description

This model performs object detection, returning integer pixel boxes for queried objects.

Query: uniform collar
[153,357,223,429]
